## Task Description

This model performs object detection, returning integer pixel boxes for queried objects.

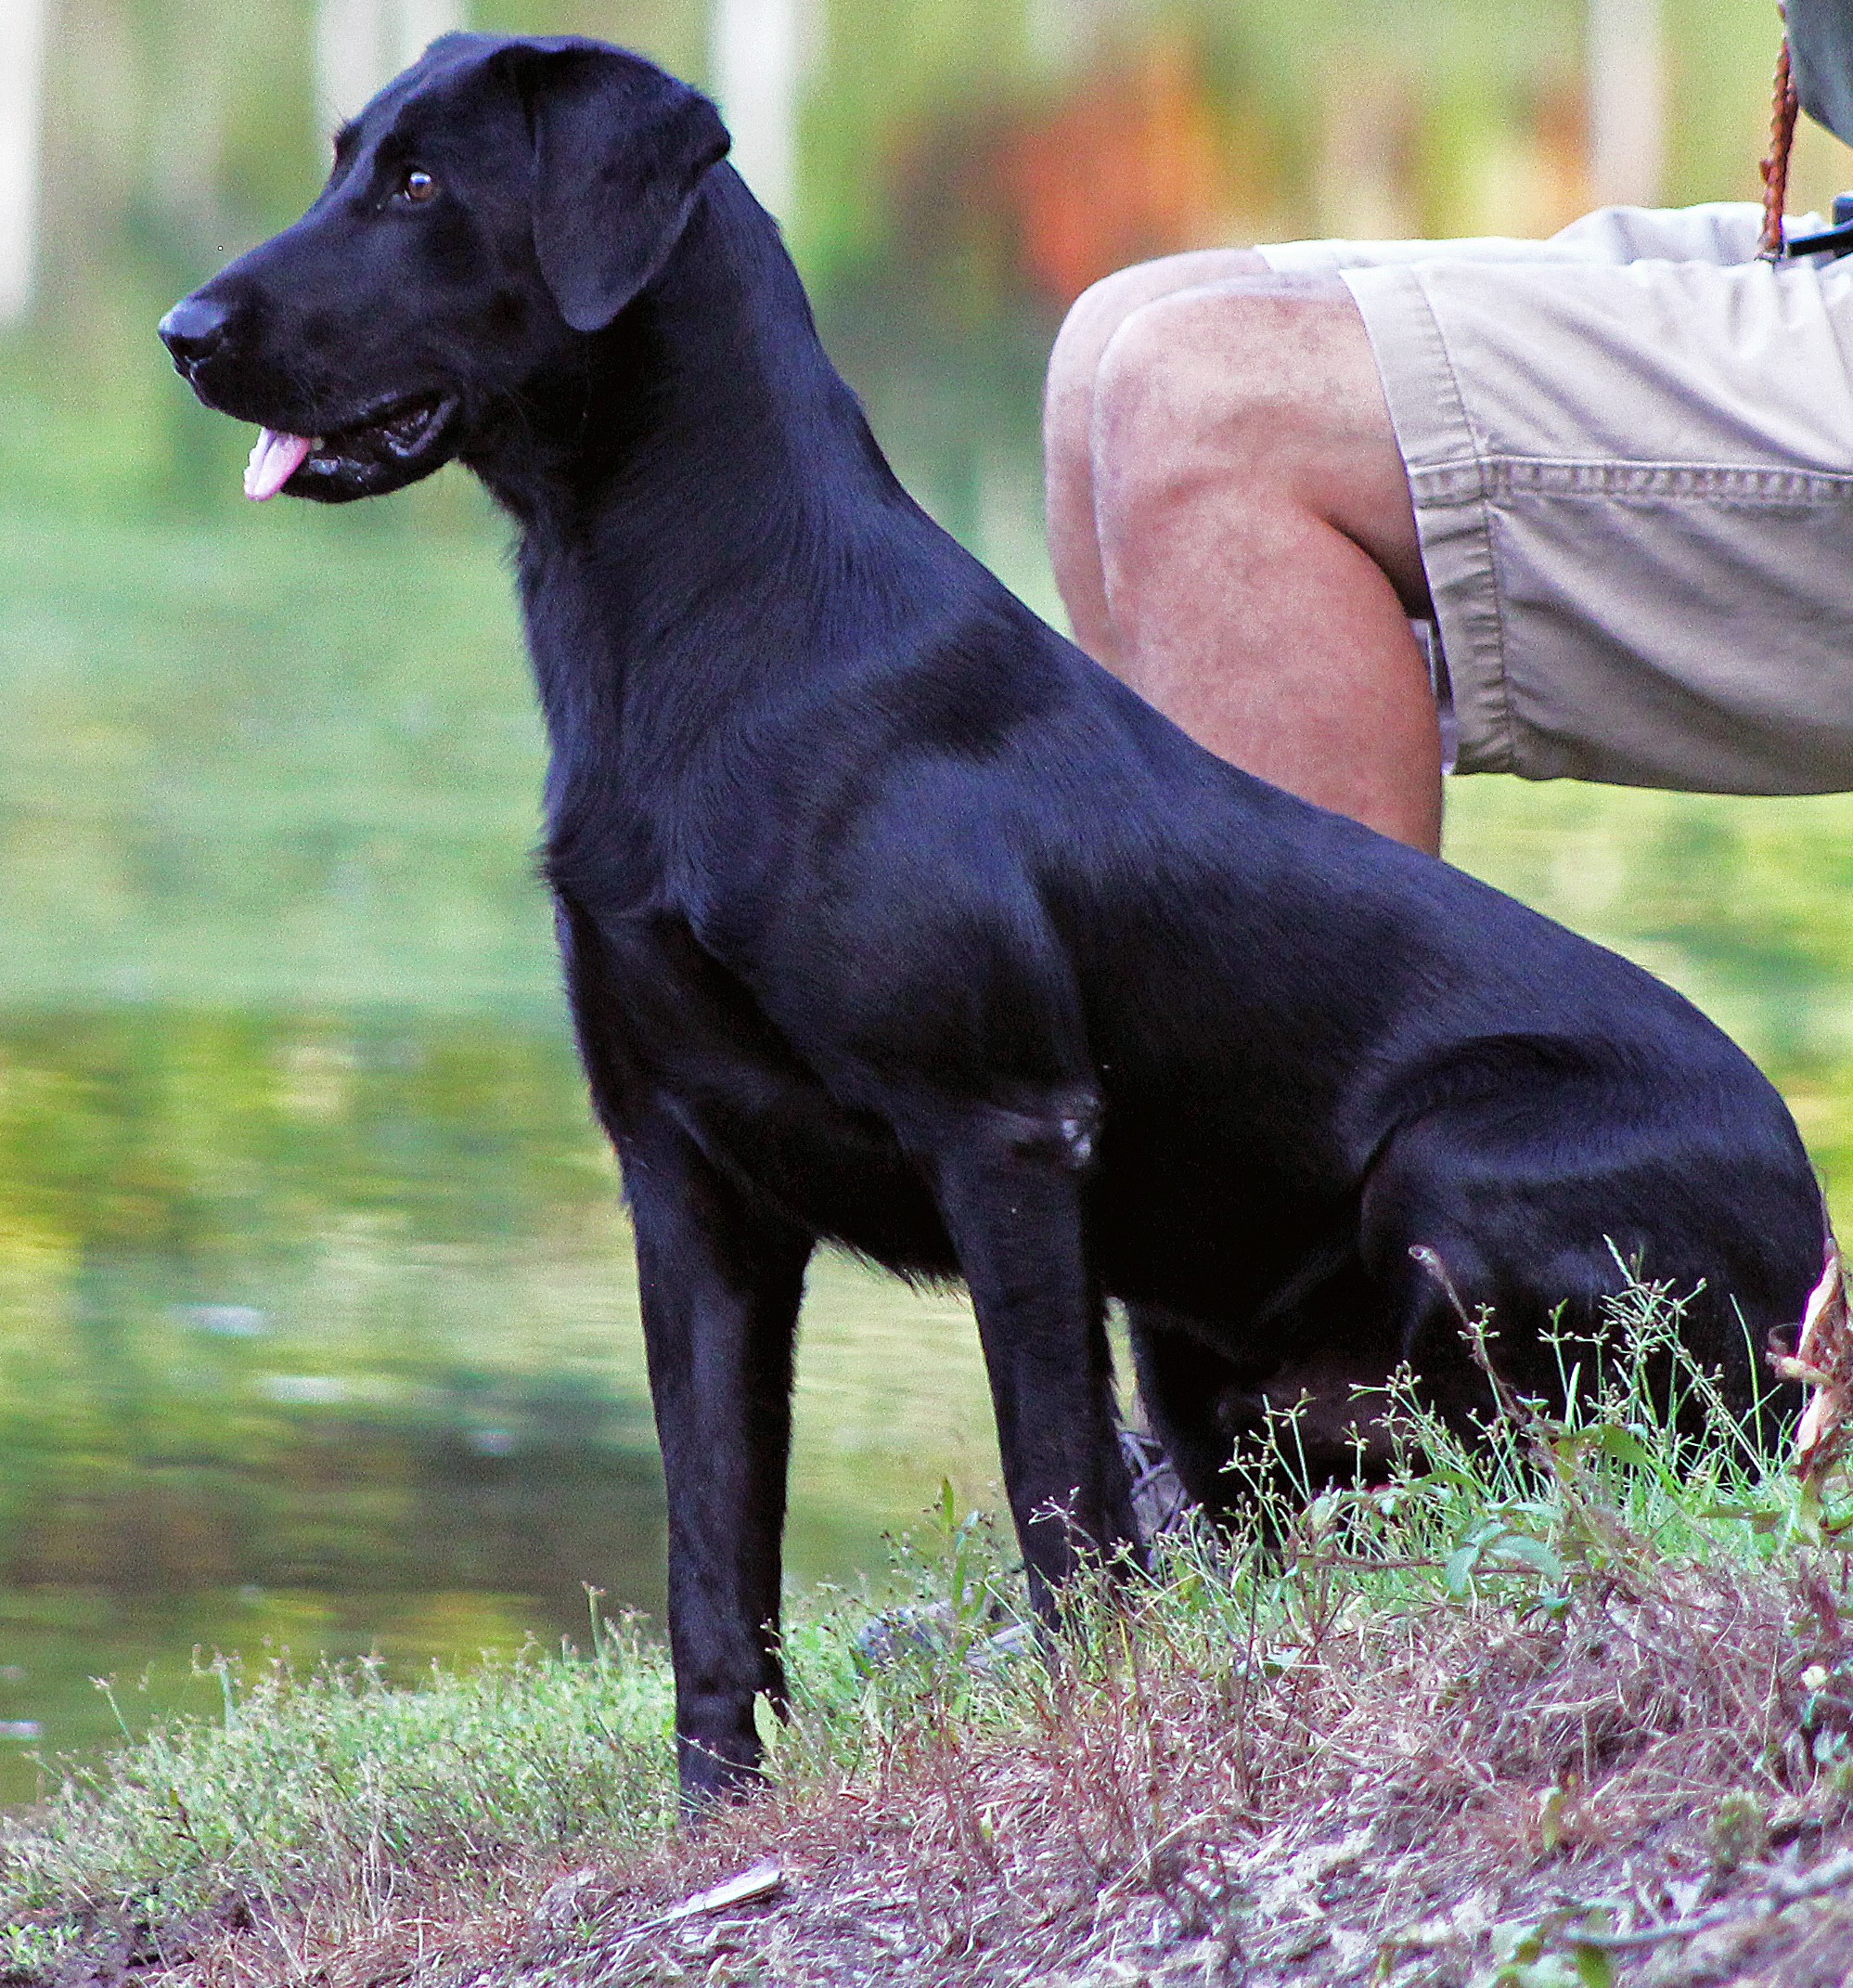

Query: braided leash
[1759,28,1800,258]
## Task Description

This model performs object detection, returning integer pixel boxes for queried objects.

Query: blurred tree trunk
[1588,0,1665,204]
[710,0,818,223]
[315,0,465,131]
[0,0,48,320]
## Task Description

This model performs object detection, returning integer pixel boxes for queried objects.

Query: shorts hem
[1341,264,1520,779]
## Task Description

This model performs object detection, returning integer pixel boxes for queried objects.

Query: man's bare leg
[1045,252,1271,667]
[1043,256,1443,854]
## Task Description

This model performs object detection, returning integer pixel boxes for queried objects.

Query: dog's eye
[398,169,439,204]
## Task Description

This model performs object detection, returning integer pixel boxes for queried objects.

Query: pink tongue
[243,428,316,502]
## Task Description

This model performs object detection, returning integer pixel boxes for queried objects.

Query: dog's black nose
[159,294,233,369]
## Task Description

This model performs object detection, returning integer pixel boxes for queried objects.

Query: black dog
[162,33,1831,1803]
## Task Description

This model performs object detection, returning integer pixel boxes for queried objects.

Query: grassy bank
[5,1288,1853,1985]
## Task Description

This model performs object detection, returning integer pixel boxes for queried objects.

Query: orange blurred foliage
[1002,35,1245,307]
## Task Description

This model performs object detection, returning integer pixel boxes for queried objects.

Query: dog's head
[159,34,729,502]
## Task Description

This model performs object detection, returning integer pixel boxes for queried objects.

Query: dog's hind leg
[1359,1093,1819,1440]
[1125,1307,1253,1525]
[1129,1288,1410,1520]
[932,1128,1142,1616]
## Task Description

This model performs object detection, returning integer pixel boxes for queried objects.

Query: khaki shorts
[1259,204,1853,793]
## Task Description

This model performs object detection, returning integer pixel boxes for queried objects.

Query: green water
[0,503,1008,1801]
[3,496,1853,1805]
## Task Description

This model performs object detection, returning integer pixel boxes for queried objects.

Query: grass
[5,1283,1853,1985]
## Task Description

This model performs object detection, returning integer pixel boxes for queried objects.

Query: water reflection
[0,1008,997,1803]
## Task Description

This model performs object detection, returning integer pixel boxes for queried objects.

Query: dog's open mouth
[244,392,458,503]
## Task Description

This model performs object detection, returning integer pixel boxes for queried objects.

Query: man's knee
[1089,282,1422,599]
[1043,252,1273,466]
[1092,284,1356,492]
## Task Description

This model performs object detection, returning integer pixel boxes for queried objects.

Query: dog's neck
[470,164,965,808]
[471,166,898,569]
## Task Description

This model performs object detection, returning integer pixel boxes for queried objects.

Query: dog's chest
[582,910,954,1270]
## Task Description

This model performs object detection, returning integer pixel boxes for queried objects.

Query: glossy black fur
[163,34,1825,1803]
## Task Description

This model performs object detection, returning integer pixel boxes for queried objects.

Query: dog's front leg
[933,1133,1140,1617]
[620,1117,812,1808]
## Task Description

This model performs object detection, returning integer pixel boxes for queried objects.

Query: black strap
[1783,218,1853,255]
[1784,190,1853,257]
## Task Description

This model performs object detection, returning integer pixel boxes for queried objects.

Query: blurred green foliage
[9,0,1841,526]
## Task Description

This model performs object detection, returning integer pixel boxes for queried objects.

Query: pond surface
[0,1004,1001,1804]
[3,501,1853,1805]
[0,509,1012,1801]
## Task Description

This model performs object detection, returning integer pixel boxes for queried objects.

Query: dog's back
[712,567,1821,1399]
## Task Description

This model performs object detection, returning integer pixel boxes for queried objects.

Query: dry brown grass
[124,1523,1853,1986]
[16,1289,1853,1987]
[521,1569,1851,1987]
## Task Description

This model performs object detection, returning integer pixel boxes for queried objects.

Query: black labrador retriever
[161,33,1832,1803]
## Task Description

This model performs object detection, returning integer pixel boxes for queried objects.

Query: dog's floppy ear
[502,40,729,335]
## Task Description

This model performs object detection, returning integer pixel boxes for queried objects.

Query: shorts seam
[1409,282,1522,777]
[1276,212,1853,792]
[1489,459,1853,503]
[1405,458,1853,505]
